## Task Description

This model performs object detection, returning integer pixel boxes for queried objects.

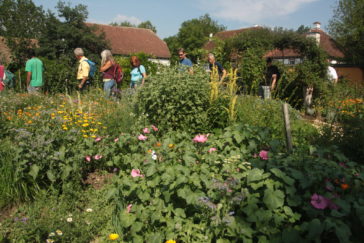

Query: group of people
[1,47,338,100]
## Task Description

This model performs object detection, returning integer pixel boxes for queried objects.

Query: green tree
[296,25,310,34]
[110,20,157,33]
[138,21,157,33]
[165,14,226,63]
[328,0,364,65]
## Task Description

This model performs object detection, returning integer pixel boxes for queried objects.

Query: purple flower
[310,193,329,209]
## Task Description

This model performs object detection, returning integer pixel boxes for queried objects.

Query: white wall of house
[148,58,170,66]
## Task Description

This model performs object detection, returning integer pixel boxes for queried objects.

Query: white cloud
[113,14,142,25]
[198,0,318,23]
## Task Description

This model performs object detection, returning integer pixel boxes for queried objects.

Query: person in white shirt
[327,60,338,84]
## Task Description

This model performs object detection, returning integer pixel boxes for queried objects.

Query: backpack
[3,70,15,88]
[113,63,124,83]
[84,59,96,78]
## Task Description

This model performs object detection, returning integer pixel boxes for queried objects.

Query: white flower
[48,232,55,237]
[86,208,93,212]
[46,239,54,243]
[151,150,157,160]
[66,217,73,223]
[56,229,63,236]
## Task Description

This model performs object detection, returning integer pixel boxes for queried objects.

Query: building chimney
[313,21,321,29]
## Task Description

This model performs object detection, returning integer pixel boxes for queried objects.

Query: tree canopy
[110,20,157,33]
[328,0,364,65]
[164,14,226,63]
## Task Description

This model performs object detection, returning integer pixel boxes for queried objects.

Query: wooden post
[283,103,293,152]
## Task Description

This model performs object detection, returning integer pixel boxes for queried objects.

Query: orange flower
[341,184,349,190]
[155,142,162,147]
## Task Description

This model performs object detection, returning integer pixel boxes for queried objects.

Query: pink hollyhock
[85,155,91,162]
[131,169,144,178]
[193,134,208,143]
[143,127,150,134]
[126,204,133,213]
[114,138,119,142]
[95,137,102,142]
[138,134,147,141]
[151,125,158,132]
[259,150,269,160]
[93,155,103,160]
[208,147,217,153]
[310,193,329,209]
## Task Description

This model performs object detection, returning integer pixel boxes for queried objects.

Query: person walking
[178,48,193,74]
[260,57,280,99]
[99,50,117,98]
[130,56,147,89]
[74,48,91,91]
[25,49,43,94]
[207,53,226,81]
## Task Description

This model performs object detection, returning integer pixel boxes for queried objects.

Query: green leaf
[46,170,56,182]
[270,168,295,185]
[61,165,72,179]
[29,164,40,180]
[307,218,323,240]
[174,208,186,218]
[119,211,136,228]
[263,188,284,210]
[247,168,265,183]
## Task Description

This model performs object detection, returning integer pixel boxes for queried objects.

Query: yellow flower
[91,135,96,138]
[165,240,176,243]
[63,127,68,131]
[27,120,33,124]
[83,135,89,138]
[168,144,175,149]
[82,123,89,127]
[57,111,64,114]
[108,233,119,240]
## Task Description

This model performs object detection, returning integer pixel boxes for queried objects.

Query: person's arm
[26,72,32,87]
[78,61,90,89]
[99,60,113,72]
[271,74,277,90]
[140,65,147,86]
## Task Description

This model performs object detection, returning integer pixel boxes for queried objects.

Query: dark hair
[266,57,273,63]
[27,48,36,58]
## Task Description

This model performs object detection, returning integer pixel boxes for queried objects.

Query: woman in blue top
[130,56,147,89]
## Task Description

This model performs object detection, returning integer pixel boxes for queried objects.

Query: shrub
[136,66,211,133]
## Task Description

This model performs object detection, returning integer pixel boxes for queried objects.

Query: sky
[32,0,339,39]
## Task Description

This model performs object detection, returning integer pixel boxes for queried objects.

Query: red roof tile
[87,23,171,59]
[306,28,345,58]
[204,26,262,50]
[264,48,301,58]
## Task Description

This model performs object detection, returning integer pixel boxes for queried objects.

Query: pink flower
[208,147,217,153]
[95,137,102,142]
[143,127,150,134]
[126,204,133,213]
[310,193,329,209]
[193,134,208,143]
[131,169,144,178]
[93,155,103,160]
[151,125,158,132]
[85,155,91,162]
[138,134,147,141]
[259,150,268,160]
[114,138,119,142]
[339,162,347,168]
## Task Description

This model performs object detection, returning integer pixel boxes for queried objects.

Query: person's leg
[104,80,116,98]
